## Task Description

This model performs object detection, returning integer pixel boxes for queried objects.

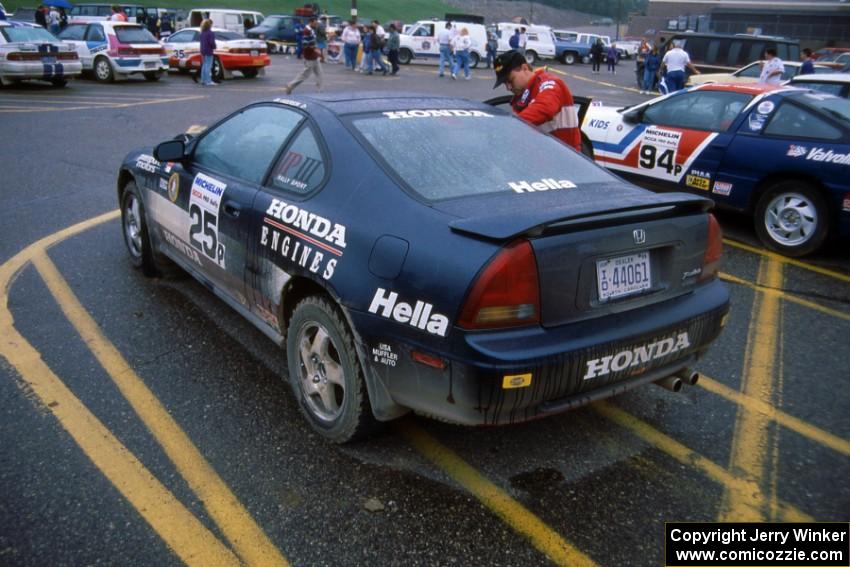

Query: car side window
[269,126,327,194]
[85,25,105,42]
[798,83,844,97]
[59,25,86,40]
[737,64,761,78]
[763,102,843,140]
[193,106,304,185]
[643,91,752,132]
[168,30,196,42]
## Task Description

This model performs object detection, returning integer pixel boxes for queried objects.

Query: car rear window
[214,31,244,41]
[1,26,57,42]
[350,110,616,201]
[114,25,158,44]
[58,25,87,41]
[801,93,850,127]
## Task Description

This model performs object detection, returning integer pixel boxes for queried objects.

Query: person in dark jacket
[643,45,661,93]
[35,5,47,28]
[590,39,604,74]
[366,24,388,75]
[386,23,400,75]
[283,17,323,93]
[199,19,217,86]
[606,43,618,73]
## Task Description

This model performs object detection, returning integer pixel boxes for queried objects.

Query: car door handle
[223,202,241,218]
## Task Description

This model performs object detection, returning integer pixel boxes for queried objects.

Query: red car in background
[162,27,269,80]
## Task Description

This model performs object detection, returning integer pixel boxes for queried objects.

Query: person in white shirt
[660,40,699,92]
[518,27,528,56]
[47,6,60,34]
[437,22,453,77]
[758,48,784,85]
[450,27,472,80]
[340,20,360,70]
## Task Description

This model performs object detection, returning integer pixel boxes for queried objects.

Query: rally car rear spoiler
[448,192,712,241]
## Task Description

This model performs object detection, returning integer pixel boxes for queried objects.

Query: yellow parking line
[699,374,850,457]
[723,239,850,284]
[31,251,288,567]
[595,402,812,522]
[0,212,240,567]
[544,66,642,94]
[719,257,784,522]
[399,421,597,567]
[720,272,850,323]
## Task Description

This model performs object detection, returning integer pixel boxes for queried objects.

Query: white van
[187,9,264,34]
[399,20,487,68]
[491,22,556,65]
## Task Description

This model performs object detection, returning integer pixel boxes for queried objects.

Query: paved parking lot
[1,55,848,566]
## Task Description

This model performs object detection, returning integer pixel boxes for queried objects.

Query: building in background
[629,0,850,48]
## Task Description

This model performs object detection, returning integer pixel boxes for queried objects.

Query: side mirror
[154,139,186,162]
[622,108,643,124]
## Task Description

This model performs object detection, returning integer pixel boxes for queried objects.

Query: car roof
[789,73,850,84]
[271,91,505,116]
[695,83,790,95]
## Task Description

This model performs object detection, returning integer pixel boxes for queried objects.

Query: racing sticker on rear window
[638,127,682,180]
[508,178,577,194]
[382,109,494,119]
[189,173,227,269]
[260,198,345,281]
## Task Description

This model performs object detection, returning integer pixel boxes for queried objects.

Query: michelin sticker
[639,127,682,180]
[189,173,227,268]
[756,101,775,114]
[508,178,576,194]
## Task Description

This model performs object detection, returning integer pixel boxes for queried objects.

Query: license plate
[42,56,57,64]
[144,61,157,68]
[596,252,651,302]
[250,49,258,56]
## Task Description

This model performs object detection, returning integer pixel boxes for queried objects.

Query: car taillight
[58,52,79,60]
[458,240,540,329]
[117,47,138,56]
[700,213,723,281]
[7,52,42,61]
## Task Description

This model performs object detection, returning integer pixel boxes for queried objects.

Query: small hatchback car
[162,27,269,81]
[118,93,729,442]
[58,21,167,82]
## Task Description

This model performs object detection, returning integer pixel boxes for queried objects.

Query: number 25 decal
[189,203,226,267]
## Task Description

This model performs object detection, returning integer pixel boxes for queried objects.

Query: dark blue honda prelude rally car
[118,93,729,443]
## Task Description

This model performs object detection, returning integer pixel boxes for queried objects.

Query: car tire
[469,51,480,68]
[581,55,590,64]
[212,57,224,82]
[562,51,576,65]
[143,71,162,81]
[241,68,259,79]
[51,78,68,87]
[121,182,162,277]
[94,56,114,83]
[524,50,537,65]
[286,296,376,443]
[398,48,412,65]
[754,180,830,257]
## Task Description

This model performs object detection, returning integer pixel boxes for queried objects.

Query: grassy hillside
[5,0,456,22]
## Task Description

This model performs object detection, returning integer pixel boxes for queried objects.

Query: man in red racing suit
[493,50,581,152]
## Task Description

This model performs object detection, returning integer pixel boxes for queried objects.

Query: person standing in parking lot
[284,17,324,93]
[35,5,47,28]
[47,6,60,35]
[800,48,815,75]
[437,22,453,77]
[451,27,472,80]
[590,38,604,74]
[660,40,699,92]
[518,27,528,56]
[493,50,582,153]
[341,20,360,70]
[109,5,127,22]
[642,45,661,94]
[386,23,400,75]
[606,43,618,73]
[199,19,217,86]
[485,29,498,68]
[758,48,784,85]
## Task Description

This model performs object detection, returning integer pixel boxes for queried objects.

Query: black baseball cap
[493,50,527,89]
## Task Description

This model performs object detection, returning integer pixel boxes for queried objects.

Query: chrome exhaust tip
[654,375,683,393]
[675,369,699,386]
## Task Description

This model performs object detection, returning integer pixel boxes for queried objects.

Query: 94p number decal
[639,127,683,179]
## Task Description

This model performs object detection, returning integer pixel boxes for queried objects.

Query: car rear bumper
[113,57,169,74]
[354,280,729,425]
[0,60,82,79]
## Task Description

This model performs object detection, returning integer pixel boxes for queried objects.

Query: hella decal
[712,181,733,196]
[368,288,449,337]
[582,332,691,380]
[382,109,493,119]
[508,178,576,194]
